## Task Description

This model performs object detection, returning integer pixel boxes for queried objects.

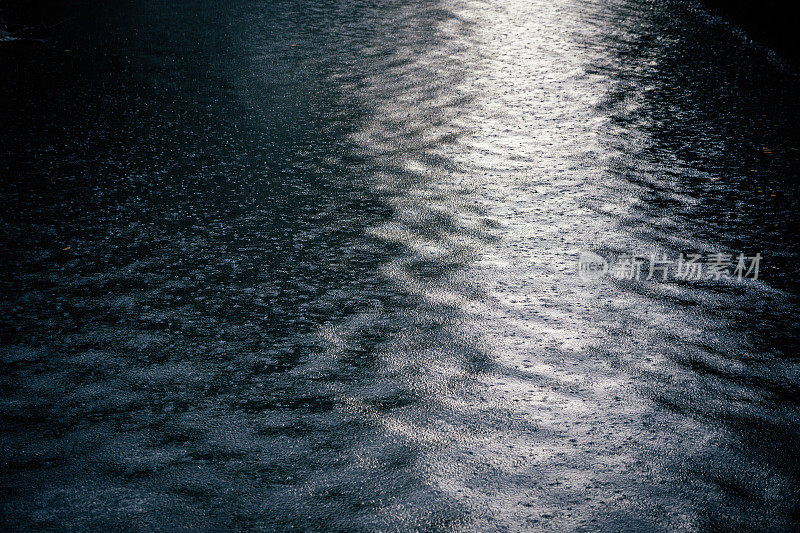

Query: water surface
[2,0,800,530]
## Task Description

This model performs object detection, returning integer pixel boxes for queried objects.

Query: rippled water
[2,0,800,530]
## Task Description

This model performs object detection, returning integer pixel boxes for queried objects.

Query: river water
[2,0,800,530]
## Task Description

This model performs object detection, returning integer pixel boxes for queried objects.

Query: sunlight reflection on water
[2,0,800,530]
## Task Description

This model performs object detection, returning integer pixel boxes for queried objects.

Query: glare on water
[2,0,800,530]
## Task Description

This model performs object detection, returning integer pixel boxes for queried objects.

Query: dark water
[2,0,800,530]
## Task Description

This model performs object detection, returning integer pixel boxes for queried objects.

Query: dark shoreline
[701,0,798,67]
